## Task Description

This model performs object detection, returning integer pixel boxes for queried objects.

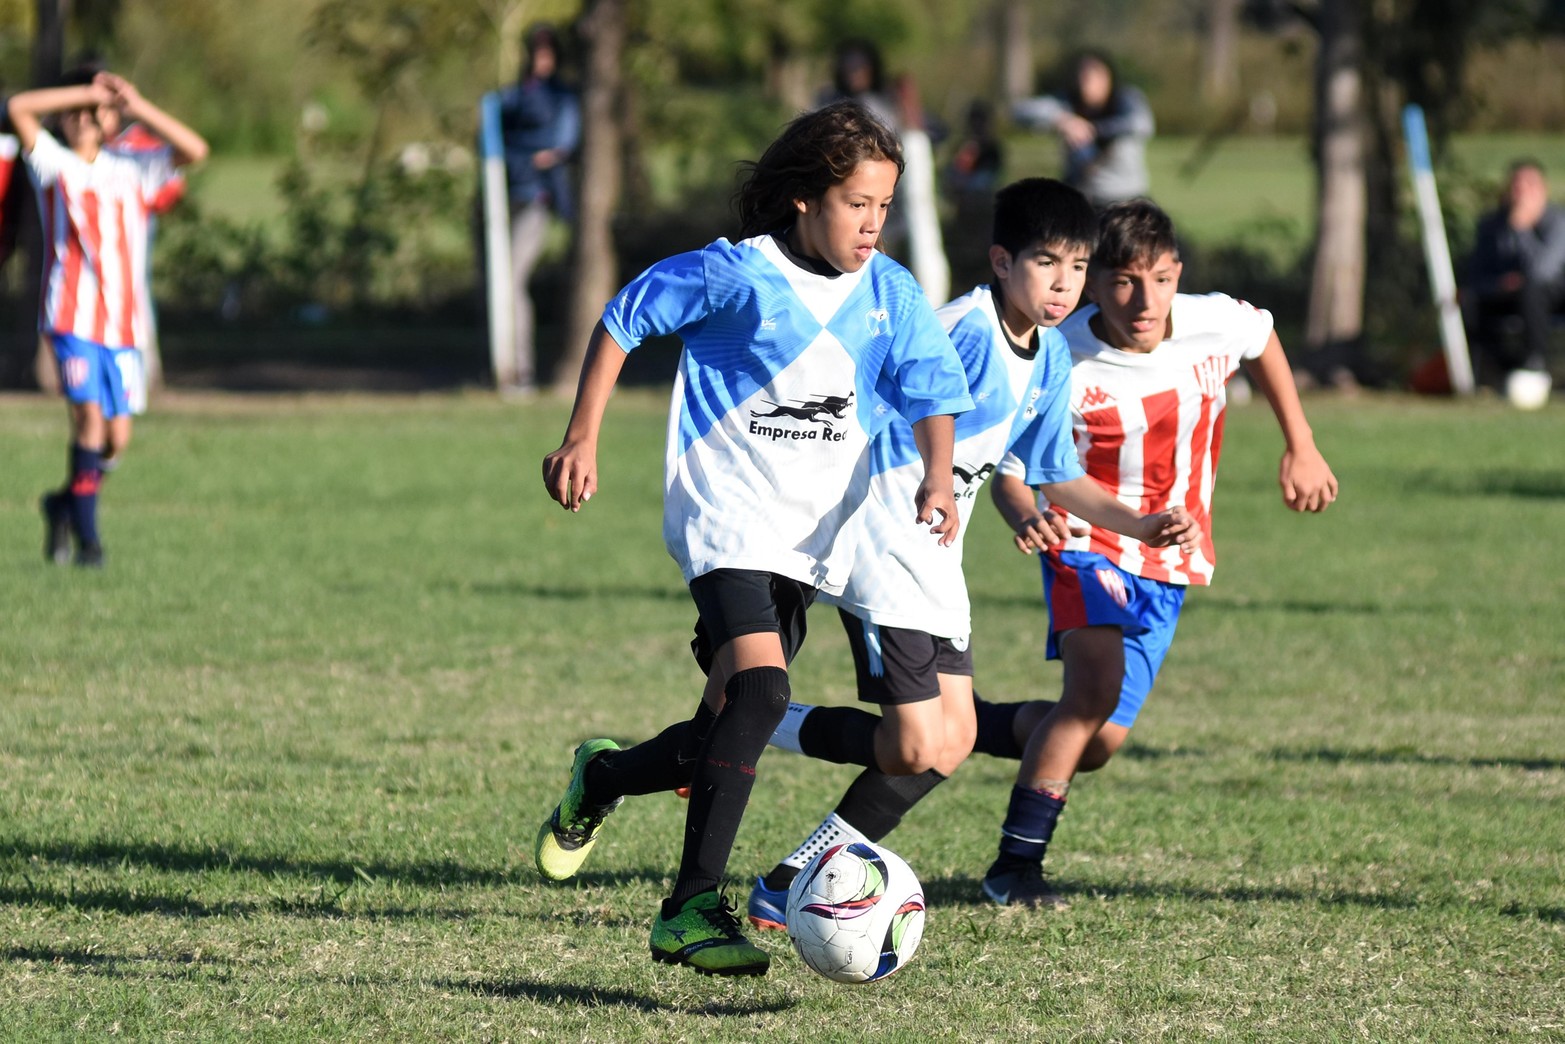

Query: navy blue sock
[988,785,1067,877]
[667,666,790,909]
[68,444,104,549]
[797,704,879,768]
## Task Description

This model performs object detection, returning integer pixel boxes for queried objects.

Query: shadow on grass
[1265,746,1565,773]
[0,879,478,922]
[4,944,233,977]
[441,975,793,1016]
[435,580,689,603]
[1399,467,1565,501]
[0,835,513,888]
[968,590,1428,617]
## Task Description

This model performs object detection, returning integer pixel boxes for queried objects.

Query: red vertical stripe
[115,198,135,346]
[55,189,82,334]
[81,190,107,344]
[1138,388,1181,515]
[1045,551,1090,633]
[1185,394,1215,566]
[1081,405,1123,560]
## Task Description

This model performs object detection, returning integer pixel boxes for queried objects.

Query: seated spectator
[1464,159,1565,400]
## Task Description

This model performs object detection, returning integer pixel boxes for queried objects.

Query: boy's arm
[6,84,110,152]
[910,414,960,547]
[1039,475,1201,553]
[1242,332,1338,513]
[991,471,1076,554]
[542,320,627,512]
[97,74,209,166]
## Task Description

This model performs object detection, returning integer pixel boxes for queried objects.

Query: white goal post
[1402,104,1474,395]
[479,92,516,389]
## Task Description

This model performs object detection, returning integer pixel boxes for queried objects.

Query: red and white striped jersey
[1045,292,1272,585]
[24,131,174,350]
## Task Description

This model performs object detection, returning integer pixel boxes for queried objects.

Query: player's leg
[751,615,973,928]
[648,570,812,975]
[50,336,120,568]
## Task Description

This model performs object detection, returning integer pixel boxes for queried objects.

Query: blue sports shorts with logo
[1041,549,1186,728]
[52,332,135,419]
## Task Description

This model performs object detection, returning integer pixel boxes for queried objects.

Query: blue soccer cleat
[746,874,789,931]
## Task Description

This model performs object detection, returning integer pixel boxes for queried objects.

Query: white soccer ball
[1506,368,1552,411]
[785,840,925,983]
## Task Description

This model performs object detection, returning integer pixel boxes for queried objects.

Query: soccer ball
[785,840,925,983]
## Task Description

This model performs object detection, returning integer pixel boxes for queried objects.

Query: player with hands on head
[534,100,972,977]
[9,68,207,568]
[973,197,1337,910]
[743,179,1203,930]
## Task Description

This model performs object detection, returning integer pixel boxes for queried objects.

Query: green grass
[1,389,1562,1041]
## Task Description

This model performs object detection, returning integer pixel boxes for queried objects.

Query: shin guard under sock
[796,704,880,768]
[989,785,1067,876]
[668,667,790,907]
[584,702,717,804]
[68,444,104,549]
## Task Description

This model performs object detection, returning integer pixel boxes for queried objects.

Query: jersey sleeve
[1225,294,1275,361]
[600,247,714,352]
[1004,330,1085,485]
[874,282,973,425]
[22,130,70,188]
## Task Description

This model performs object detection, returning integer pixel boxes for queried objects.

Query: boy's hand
[1279,445,1338,513]
[1011,510,1080,555]
[1140,505,1202,553]
[542,438,599,512]
[94,72,141,114]
[914,476,960,547]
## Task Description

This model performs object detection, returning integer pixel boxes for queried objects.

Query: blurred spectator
[1463,159,1564,398]
[1012,50,1153,208]
[816,37,899,136]
[943,99,1005,284]
[496,23,579,397]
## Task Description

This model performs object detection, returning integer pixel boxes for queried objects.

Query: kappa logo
[748,391,855,442]
[865,308,890,336]
[1080,386,1116,410]
[1095,568,1130,609]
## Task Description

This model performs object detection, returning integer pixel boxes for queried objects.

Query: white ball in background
[1505,369,1552,411]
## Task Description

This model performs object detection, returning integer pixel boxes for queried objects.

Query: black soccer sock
[667,666,790,908]
[972,691,1026,760]
[762,768,947,891]
[835,766,947,841]
[797,704,880,768]
[67,444,104,550]
[584,701,717,804]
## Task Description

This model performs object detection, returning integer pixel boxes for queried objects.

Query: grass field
[1,389,1562,1041]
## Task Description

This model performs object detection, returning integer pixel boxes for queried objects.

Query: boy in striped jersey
[746,180,1203,928]
[975,198,1338,907]
[9,70,207,567]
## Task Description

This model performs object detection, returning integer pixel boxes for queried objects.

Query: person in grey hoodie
[1012,50,1153,209]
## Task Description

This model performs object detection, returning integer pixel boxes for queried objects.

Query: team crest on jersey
[1193,355,1231,399]
[749,391,854,442]
[865,308,890,336]
[1095,568,1130,609]
[1079,385,1117,411]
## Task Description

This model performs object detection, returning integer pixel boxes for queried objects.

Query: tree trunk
[1304,0,1366,381]
[1202,0,1243,106]
[997,0,1032,104]
[552,0,623,396]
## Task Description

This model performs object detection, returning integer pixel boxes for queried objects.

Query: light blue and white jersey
[602,234,972,594]
[822,285,1084,637]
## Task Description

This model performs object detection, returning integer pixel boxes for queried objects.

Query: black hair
[832,37,885,96]
[1093,198,1181,271]
[1508,157,1546,179]
[735,100,903,240]
[992,177,1097,259]
[1065,48,1121,117]
[522,23,564,79]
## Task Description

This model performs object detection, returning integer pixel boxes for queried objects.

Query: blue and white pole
[479,91,516,388]
[1402,104,1473,395]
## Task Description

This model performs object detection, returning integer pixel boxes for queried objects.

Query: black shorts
[838,607,975,706]
[689,568,817,675]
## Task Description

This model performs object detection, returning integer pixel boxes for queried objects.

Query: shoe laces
[697,891,745,939]
[557,801,614,843]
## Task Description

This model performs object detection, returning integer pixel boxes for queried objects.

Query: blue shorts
[53,333,136,419]
[1042,550,1186,728]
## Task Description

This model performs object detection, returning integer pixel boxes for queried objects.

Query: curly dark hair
[735,101,903,240]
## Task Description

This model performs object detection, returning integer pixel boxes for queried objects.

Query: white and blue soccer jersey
[821,285,1085,638]
[602,234,972,594]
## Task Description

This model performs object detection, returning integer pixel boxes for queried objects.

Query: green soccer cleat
[534,738,622,881]
[650,889,771,976]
